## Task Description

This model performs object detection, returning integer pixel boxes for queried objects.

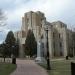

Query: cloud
[6,0,75,28]
[0,0,75,43]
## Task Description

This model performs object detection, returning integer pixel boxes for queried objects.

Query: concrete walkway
[10,59,48,75]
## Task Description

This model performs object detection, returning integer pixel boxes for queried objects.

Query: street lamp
[44,23,51,70]
[11,45,16,64]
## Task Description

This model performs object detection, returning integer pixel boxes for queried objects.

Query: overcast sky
[0,0,75,43]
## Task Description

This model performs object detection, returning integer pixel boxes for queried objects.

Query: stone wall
[14,11,73,58]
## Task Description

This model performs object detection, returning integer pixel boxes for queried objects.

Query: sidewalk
[10,59,48,75]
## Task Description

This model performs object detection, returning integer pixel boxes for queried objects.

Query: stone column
[19,44,25,58]
[62,28,68,57]
[35,38,46,64]
[19,37,25,58]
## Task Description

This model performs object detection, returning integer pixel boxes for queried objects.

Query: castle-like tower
[14,11,73,58]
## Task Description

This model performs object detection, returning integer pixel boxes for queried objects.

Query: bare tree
[0,9,7,26]
[0,9,7,61]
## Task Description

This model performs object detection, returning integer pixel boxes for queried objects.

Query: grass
[39,59,72,75]
[0,63,17,75]
[49,60,71,75]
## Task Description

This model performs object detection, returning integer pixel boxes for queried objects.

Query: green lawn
[39,60,72,75]
[49,60,71,75]
[0,63,17,75]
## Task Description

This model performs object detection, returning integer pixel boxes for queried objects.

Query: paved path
[10,59,48,75]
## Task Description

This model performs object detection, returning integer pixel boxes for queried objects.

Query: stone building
[14,11,74,58]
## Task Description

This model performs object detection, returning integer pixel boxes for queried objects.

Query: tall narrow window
[53,32,55,38]
[59,33,61,38]
[53,42,56,56]
[22,31,26,38]
[27,18,29,29]
[60,42,63,56]
[27,18,29,24]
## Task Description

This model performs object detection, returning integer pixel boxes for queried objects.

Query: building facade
[14,11,73,58]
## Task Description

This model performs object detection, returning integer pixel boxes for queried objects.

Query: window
[59,33,61,38]
[22,31,26,38]
[53,42,56,56]
[27,18,29,28]
[27,18,29,24]
[41,35,43,39]
[41,18,43,21]
[60,42,62,48]
[60,42,63,56]
[53,32,55,38]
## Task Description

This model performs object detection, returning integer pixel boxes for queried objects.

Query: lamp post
[11,45,16,64]
[44,24,51,70]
